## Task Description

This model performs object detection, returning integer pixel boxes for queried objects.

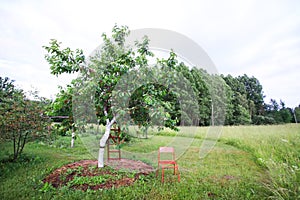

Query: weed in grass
[67,176,106,186]
[39,182,56,193]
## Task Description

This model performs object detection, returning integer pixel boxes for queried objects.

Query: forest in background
[47,68,300,129]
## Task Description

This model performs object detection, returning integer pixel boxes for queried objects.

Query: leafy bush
[0,77,49,161]
[253,115,276,125]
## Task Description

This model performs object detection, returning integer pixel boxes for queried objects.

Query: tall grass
[216,124,300,199]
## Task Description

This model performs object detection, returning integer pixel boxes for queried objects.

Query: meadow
[0,124,299,199]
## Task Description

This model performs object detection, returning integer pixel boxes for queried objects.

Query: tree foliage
[46,84,74,136]
[0,77,48,160]
[222,74,252,125]
[43,39,85,76]
[263,99,293,124]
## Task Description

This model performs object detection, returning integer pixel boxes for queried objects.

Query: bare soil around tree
[43,159,155,191]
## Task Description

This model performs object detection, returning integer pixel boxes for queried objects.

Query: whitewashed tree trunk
[98,116,116,168]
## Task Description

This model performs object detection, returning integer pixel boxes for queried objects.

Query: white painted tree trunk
[98,117,116,168]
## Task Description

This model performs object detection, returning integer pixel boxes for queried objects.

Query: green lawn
[0,124,299,199]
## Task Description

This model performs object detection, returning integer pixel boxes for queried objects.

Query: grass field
[0,124,299,199]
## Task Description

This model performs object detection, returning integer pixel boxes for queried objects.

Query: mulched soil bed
[43,159,155,191]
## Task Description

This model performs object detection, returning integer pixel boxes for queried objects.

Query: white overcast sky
[1,0,300,107]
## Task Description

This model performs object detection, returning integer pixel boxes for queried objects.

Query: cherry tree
[43,25,180,167]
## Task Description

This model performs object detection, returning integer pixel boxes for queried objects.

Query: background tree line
[46,63,300,128]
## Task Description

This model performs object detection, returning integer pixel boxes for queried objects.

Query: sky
[1,0,300,108]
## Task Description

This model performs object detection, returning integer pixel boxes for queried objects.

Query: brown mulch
[43,159,155,191]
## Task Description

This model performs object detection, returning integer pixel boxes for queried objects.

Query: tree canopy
[44,25,192,167]
[0,77,49,160]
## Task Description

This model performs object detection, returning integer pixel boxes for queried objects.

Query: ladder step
[108,150,120,152]
[108,125,122,160]
[108,158,121,160]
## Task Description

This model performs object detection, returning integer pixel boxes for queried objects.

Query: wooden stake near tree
[71,132,76,148]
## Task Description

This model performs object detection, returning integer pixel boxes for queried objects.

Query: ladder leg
[162,167,164,183]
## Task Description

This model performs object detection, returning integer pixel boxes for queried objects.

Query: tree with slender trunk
[43,25,180,167]
[0,77,48,160]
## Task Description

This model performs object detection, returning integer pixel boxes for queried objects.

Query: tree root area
[43,159,155,191]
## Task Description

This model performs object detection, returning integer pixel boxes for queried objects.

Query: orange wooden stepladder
[156,147,180,183]
[107,124,121,160]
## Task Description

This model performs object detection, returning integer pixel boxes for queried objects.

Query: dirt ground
[43,159,155,191]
